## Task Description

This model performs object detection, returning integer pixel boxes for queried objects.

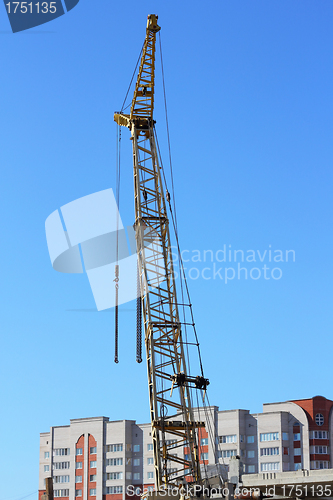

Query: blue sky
[1,1,333,498]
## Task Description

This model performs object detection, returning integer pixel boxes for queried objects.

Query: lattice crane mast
[114,15,209,491]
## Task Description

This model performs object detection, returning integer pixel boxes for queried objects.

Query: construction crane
[114,15,210,493]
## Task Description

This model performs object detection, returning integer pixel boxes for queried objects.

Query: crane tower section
[114,15,209,490]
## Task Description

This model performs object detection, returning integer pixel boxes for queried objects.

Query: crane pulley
[114,14,210,492]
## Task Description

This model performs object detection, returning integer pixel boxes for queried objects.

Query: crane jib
[113,14,211,491]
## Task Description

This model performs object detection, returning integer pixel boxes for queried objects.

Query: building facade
[39,396,333,500]
[39,417,156,500]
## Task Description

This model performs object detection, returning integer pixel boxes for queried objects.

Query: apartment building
[216,395,333,473]
[39,395,333,500]
[39,417,156,500]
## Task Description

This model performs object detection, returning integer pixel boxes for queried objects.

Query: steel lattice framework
[114,15,208,490]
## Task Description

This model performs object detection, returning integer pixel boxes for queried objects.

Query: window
[106,444,123,452]
[147,443,153,451]
[54,490,69,497]
[90,461,97,468]
[283,447,289,456]
[133,459,140,466]
[294,448,301,456]
[54,449,70,456]
[76,462,82,469]
[126,444,132,452]
[260,447,279,456]
[126,472,132,480]
[201,453,208,460]
[133,473,140,480]
[315,414,324,426]
[44,465,50,472]
[247,450,255,458]
[148,472,154,479]
[219,435,237,444]
[311,445,328,454]
[75,490,82,497]
[313,461,329,469]
[219,450,236,458]
[148,457,154,465]
[75,476,82,483]
[54,476,70,483]
[106,458,123,466]
[294,463,302,471]
[200,438,208,446]
[260,462,280,471]
[310,430,328,439]
[89,489,96,496]
[53,462,70,470]
[90,447,97,454]
[240,435,245,443]
[106,487,123,494]
[247,465,255,473]
[260,433,279,442]
[76,448,82,456]
[294,433,301,441]
[44,452,50,459]
[247,436,254,444]
[283,432,289,441]
[165,439,177,448]
[107,472,123,480]
[90,475,97,482]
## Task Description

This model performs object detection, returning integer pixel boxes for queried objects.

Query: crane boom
[114,15,209,490]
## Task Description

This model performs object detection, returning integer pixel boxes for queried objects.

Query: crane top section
[146,14,160,33]
[114,14,160,129]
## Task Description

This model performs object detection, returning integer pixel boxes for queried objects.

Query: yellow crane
[114,15,210,492]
